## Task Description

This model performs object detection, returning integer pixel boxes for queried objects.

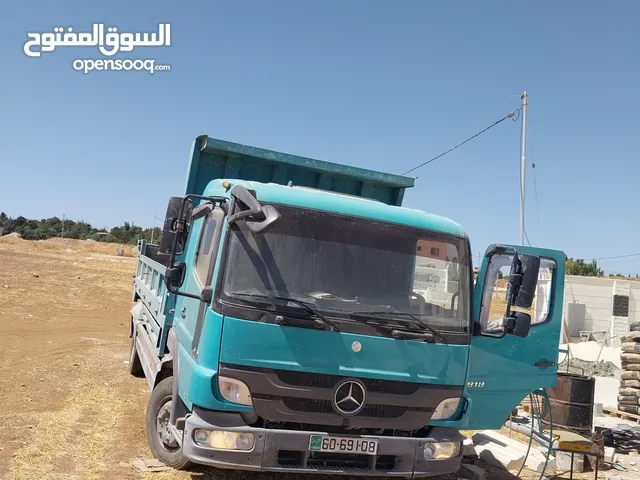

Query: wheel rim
[156,400,179,452]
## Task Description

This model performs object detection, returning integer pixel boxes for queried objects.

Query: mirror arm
[191,202,214,220]
[475,324,507,339]
[166,195,227,268]
[501,254,523,323]
[200,286,214,304]
[164,194,226,298]
[227,185,263,224]
[165,282,202,300]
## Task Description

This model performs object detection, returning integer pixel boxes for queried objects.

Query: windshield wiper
[349,310,448,344]
[227,292,340,332]
[358,321,436,342]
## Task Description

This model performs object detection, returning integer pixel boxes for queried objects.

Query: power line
[583,253,640,261]
[600,258,640,265]
[523,227,532,247]
[401,110,520,175]
[528,117,542,240]
[531,161,541,231]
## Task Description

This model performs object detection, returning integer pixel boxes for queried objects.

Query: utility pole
[519,91,528,246]
[150,215,160,244]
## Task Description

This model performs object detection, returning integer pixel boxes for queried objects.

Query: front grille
[220,363,462,430]
[275,370,420,395]
[282,398,408,418]
[277,450,396,471]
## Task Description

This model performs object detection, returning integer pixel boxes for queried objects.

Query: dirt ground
[0,237,603,480]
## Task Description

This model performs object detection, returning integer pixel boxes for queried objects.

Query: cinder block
[458,463,486,480]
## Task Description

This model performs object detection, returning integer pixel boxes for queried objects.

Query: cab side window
[480,254,556,333]
[194,209,224,287]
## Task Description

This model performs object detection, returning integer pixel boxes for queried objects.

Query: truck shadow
[187,467,583,480]
[184,459,584,479]
[186,468,460,480]
[186,468,457,480]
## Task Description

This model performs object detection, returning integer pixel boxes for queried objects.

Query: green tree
[565,258,604,277]
[0,213,162,245]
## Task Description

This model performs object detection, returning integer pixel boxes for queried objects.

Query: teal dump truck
[128,135,566,476]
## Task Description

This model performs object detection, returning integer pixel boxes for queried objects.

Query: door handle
[535,360,556,368]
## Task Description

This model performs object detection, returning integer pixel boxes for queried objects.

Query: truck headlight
[193,429,255,451]
[431,397,461,420]
[423,441,461,459]
[218,376,253,406]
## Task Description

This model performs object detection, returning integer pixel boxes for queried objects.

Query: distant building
[416,239,449,261]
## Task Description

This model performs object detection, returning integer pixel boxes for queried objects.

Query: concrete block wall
[562,275,640,344]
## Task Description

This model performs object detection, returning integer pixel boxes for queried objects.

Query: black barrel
[540,372,595,436]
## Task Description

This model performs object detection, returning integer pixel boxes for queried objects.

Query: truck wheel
[128,326,144,378]
[146,376,191,470]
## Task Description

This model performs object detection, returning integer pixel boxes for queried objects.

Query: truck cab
[129,135,566,477]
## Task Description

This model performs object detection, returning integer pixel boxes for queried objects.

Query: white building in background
[562,276,640,345]
[413,257,449,293]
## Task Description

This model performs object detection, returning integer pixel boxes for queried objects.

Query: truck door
[464,244,566,430]
[173,208,224,366]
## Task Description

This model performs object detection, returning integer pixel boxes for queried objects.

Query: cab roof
[204,179,467,239]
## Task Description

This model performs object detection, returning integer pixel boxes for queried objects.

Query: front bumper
[182,407,463,477]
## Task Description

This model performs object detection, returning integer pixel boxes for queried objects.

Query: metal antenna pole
[150,215,159,244]
[519,91,528,246]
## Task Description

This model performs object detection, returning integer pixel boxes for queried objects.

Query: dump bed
[184,135,415,206]
[132,240,173,360]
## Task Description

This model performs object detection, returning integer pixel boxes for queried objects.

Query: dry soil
[0,237,599,480]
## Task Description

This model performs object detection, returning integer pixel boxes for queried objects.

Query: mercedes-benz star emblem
[332,379,367,416]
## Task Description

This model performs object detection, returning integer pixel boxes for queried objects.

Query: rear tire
[128,325,145,378]
[146,376,192,470]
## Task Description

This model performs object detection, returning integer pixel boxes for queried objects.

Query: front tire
[146,376,192,470]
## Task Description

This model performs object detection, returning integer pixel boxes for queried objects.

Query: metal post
[520,91,528,246]
[150,215,160,245]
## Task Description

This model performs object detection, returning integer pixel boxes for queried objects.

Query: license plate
[309,435,378,455]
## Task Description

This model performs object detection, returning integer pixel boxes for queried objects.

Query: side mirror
[159,193,226,302]
[477,245,543,339]
[502,252,540,338]
[507,254,541,309]
[228,185,280,234]
[503,311,532,338]
[246,204,281,234]
[159,197,193,255]
[227,185,263,224]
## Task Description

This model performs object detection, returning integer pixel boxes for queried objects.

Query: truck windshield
[221,205,471,333]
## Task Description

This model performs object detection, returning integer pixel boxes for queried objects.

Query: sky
[1,1,638,274]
